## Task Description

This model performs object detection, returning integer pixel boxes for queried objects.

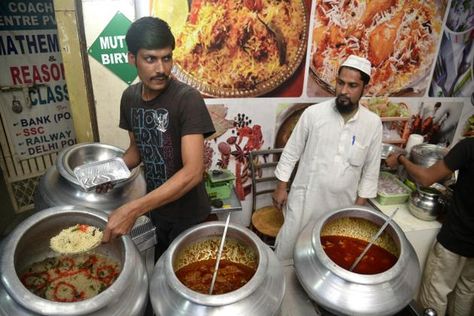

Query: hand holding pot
[385,153,403,169]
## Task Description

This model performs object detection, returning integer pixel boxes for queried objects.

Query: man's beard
[335,95,358,114]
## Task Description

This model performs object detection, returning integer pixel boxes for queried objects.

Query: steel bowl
[56,142,139,187]
[381,143,407,160]
[410,143,447,168]
[294,206,421,316]
[35,143,146,213]
[0,206,148,316]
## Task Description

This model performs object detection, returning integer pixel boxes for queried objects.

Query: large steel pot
[294,206,421,316]
[0,205,148,316]
[149,221,285,316]
[35,142,146,212]
[34,143,156,276]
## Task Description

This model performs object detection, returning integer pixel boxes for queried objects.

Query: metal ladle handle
[209,211,231,295]
[349,207,399,272]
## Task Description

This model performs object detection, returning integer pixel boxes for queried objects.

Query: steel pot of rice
[0,205,148,316]
[294,206,421,315]
[149,221,285,316]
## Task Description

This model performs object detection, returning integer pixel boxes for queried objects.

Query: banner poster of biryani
[151,0,311,98]
[0,0,77,161]
[307,0,474,98]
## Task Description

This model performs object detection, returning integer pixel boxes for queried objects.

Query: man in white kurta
[272,55,382,260]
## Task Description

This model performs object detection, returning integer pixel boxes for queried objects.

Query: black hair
[338,66,370,86]
[125,17,175,56]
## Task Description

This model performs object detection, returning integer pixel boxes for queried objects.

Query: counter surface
[369,199,442,232]
[210,186,242,214]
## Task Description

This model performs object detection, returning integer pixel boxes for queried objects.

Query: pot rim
[415,187,442,197]
[0,205,136,315]
[310,206,408,285]
[56,142,140,187]
[163,221,269,306]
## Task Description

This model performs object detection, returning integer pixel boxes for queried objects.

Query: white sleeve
[274,108,310,182]
[357,118,383,198]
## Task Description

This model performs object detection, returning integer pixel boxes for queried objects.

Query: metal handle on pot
[349,207,399,272]
[209,211,231,295]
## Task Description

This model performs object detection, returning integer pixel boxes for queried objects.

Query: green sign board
[88,11,137,84]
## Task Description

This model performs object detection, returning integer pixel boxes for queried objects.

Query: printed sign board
[0,0,76,161]
[88,11,136,85]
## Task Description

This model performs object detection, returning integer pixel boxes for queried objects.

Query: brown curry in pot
[175,259,256,294]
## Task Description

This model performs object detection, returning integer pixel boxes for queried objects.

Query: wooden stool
[251,205,284,247]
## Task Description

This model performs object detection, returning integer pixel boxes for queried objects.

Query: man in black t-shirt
[387,137,474,315]
[101,17,215,258]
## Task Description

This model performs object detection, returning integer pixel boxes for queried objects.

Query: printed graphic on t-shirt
[131,107,174,191]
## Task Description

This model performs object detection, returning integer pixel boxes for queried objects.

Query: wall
[79,0,474,227]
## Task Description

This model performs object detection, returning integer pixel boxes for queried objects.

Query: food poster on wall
[408,100,464,146]
[205,101,275,199]
[272,97,467,159]
[0,0,76,161]
[429,0,474,98]
[429,30,474,97]
[452,99,474,141]
[307,0,449,97]
[151,0,311,98]
[274,103,311,148]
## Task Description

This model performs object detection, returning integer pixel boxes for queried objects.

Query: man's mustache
[336,95,351,105]
[151,74,169,80]
[336,94,350,101]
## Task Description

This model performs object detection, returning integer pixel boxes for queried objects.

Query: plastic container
[376,172,412,205]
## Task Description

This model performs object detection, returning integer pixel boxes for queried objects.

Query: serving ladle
[349,207,399,272]
[50,224,103,255]
[209,212,231,295]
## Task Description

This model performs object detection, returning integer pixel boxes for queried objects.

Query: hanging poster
[0,0,76,160]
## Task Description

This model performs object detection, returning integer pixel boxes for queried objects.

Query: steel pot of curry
[149,221,285,316]
[294,206,421,316]
[0,205,148,316]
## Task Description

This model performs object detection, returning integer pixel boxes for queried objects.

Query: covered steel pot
[149,221,285,316]
[0,205,148,316]
[408,185,448,221]
[294,206,420,316]
[35,142,146,212]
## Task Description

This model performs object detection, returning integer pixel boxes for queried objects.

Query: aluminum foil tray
[73,157,130,191]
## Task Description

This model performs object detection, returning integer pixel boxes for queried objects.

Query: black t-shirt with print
[437,137,474,257]
[119,78,215,223]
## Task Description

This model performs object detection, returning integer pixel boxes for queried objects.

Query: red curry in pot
[321,235,398,274]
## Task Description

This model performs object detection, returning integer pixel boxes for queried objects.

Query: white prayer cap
[340,55,371,78]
